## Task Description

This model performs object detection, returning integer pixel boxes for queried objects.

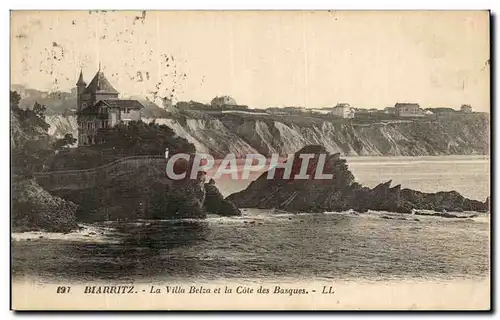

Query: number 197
[56,286,71,294]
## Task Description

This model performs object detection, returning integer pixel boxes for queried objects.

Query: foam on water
[11,224,119,243]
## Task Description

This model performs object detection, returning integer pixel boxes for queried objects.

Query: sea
[11,155,490,283]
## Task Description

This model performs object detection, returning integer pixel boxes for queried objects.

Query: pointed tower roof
[76,69,86,86]
[84,70,119,95]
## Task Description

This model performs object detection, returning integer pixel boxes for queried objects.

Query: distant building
[76,68,144,146]
[211,95,237,107]
[394,103,424,117]
[461,104,473,113]
[329,103,355,119]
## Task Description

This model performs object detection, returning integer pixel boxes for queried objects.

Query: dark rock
[227,145,489,214]
[203,179,241,216]
[11,177,78,233]
[53,164,208,221]
[415,211,479,219]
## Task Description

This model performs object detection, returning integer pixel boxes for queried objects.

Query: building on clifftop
[75,68,144,146]
[394,103,424,117]
[329,103,355,119]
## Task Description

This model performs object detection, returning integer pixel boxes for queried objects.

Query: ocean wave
[11,224,119,243]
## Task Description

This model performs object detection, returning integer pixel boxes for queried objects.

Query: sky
[10,11,490,111]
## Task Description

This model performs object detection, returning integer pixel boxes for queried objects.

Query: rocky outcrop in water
[226,145,489,214]
[51,162,241,222]
[204,179,241,216]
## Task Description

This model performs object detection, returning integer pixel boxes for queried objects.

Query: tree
[10,91,21,109]
[32,102,47,119]
[11,91,53,175]
[95,120,196,156]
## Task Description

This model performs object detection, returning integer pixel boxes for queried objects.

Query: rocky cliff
[46,113,489,157]
[12,177,78,232]
[49,160,241,222]
[226,145,489,214]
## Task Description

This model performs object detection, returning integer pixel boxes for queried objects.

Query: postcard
[10,10,490,310]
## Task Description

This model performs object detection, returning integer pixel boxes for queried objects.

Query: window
[102,120,109,128]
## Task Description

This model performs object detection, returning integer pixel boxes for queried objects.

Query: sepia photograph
[9,10,491,310]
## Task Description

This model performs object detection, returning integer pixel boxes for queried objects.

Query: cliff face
[159,114,489,157]
[46,115,78,139]
[46,114,489,157]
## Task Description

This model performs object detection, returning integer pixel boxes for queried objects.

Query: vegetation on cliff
[49,120,196,170]
[11,91,53,175]
[11,91,78,232]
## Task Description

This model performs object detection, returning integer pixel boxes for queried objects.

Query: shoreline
[11,209,490,240]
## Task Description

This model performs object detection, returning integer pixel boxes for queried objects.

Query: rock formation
[11,177,78,232]
[227,145,489,214]
[204,179,241,216]
[51,161,241,222]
